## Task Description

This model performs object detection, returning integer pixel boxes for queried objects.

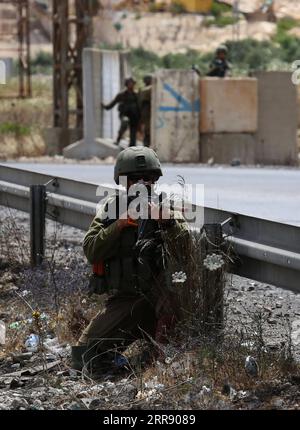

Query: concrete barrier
[63,48,130,159]
[43,128,83,156]
[200,77,258,133]
[0,57,13,84]
[151,69,200,162]
[297,84,300,128]
[254,71,298,165]
[201,133,255,165]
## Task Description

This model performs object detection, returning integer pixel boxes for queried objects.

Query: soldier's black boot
[71,343,110,378]
[71,345,87,372]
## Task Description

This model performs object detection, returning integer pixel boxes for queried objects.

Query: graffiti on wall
[156,82,201,129]
[159,83,201,113]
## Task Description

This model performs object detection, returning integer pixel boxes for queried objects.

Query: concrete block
[63,48,130,159]
[200,78,258,133]
[151,69,200,162]
[297,84,300,128]
[0,57,13,83]
[254,72,298,165]
[63,138,121,160]
[200,133,255,165]
[0,321,5,345]
[43,128,83,156]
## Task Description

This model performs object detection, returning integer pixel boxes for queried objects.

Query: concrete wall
[63,48,130,159]
[151,69,200,163]
[297,84,300,128]
[82,48,131,145]
[200,133,255,164]
[0,58,13,83]
[43,128,83,156]
[254,71,298,165]
[200,78,258,133]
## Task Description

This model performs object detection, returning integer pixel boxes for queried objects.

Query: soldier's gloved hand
[148,202,174,226]
[117,213,138,231]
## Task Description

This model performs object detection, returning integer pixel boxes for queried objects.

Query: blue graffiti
[159,83,201,113]
[156,116,165,129]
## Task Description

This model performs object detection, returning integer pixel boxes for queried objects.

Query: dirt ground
[0,206,299,410]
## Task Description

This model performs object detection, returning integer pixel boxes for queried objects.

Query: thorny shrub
[0,208,94,353]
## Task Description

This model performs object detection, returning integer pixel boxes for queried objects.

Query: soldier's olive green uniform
[103,89,140,147]
[207,45,231,78]
[79,195,187,353]
[72,147,189,372]
[207,58,231,78]
[139,85,152,147]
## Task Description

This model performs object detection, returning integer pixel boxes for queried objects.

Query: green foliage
[130,48,162,70]
[98,42,123,50]
[148,2,166,13]
[204,15,238,28]
[211,0,231,18]
[31,51,53,75]
[226,39,280,72]
[273,17,300,62]
[169,1,187,14]
[130,48,162,83]
[276,35,300,63]
[102,34,300,82]
[130,47,214,80]
[277,17,299,34]
[204,0,237,28]
[0,122,31,136]
[32,51,53,67]
[114,22,122,32]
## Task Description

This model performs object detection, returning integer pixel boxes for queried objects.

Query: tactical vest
[118,91,140,119]
[100,196,164,296]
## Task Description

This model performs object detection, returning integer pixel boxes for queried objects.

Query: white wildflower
[203,253,225,271]
[172,271,187,284]
[245,356,259,377]
[201,385,211,395]
[20,290,30,297]
[145,377,165,391]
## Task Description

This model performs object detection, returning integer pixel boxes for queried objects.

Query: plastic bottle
[25,334,40,352]
[0,321,5,345]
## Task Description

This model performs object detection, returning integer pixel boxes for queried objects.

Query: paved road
[3,162,300,226]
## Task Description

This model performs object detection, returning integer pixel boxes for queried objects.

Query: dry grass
[1,208,299,409]
[0,77,52,159]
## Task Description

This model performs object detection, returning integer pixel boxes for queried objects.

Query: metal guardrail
[1,165,300,293]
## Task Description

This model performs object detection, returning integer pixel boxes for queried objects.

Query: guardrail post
[30,185,46,266]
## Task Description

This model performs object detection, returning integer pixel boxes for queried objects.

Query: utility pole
[232,0,240,42]
[0,0,31,99]
[52,0,96,150]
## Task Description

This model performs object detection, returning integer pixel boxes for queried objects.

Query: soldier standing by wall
[207,45,231,78]
[101,77,140,147]
[139,75,153,148]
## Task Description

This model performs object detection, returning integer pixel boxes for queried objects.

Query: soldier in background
[207,45,231,78]
[139,75,153,148]
[101,77,140,147]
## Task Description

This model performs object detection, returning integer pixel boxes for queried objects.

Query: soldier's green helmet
[216,44,228,54]
[114,147,163,184]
